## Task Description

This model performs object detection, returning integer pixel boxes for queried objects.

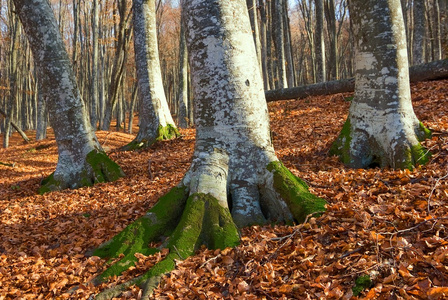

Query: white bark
[180,0,320,227]
[13,0,122,188]
[338,0,430,168]
[132,0,177,143]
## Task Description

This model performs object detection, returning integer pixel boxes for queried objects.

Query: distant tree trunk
[273,0,288,88]
[413,0,426,65]
[121,0,178,151]
[90,0,99,129]
[101,0,130,131]
[283,0,296,87]
[331,0,431,169]
[177,22,189,129]
[3,8,17,148]
[315,0,326,82]
[247,0,262,70]
[259,0,271,90]
[13,0,124,193]
[325,0,339,79]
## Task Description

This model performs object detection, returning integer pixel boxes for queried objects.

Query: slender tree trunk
[413,0,426,65]
[273,0,288,88]
[122,0,178,150]
[315,0,326,82]
[177,21,189,129]
[90,0,99,129]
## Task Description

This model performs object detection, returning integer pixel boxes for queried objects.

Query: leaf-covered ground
[1,80,448,299]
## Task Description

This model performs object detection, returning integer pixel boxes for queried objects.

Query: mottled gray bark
[315,0,326,82]
[35,77,47,141]
[122,0,178,150]
[273,0,288,88]
[177,22,189,129]
[90,0,99,129]
[182,0,325,226]
[413,0,426,65]
[13,0,124,192]
[331,0,431,169]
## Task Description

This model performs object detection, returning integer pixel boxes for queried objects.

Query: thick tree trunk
[265,58,448,102]
[92,0,325,297]
[13,0,124,193]
[121,0,178,151]
[330,0,431,169]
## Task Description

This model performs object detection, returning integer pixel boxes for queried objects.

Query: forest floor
[1,79,448,299]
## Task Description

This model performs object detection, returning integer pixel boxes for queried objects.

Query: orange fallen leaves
[1,80,448,299]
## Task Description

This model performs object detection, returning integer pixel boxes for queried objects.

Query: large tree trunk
[330,0,431,169]
[121,0,178,151]
[265,58,448,102]
[13,0,124,193]
[91,0,326,298]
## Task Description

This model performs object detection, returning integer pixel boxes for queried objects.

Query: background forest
[1,0,448,299]
[0,0,446,140]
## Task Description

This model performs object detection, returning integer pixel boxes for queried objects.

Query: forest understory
[1,79,448,299]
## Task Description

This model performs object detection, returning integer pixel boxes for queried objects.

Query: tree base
[121,124,180,151]
[39,150,125,194]
[93,188,239,299]
[90,161,326,299]
[330,117,432,169]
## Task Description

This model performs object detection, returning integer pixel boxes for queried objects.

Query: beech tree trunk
[13,0,124,193]
[92,0,325,297]
[122,0,178,150]
[315,0,326,82]
[330,0,431,169]
[177,21,189,129]
[413,0,426,65]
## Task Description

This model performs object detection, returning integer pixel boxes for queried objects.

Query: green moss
[267,161,326,223]
[352,275,372,296]
[329,118,352,165]
[85,149,124,183]
[167,193,239,258]
[92,186,189,283]
[417,121,432,141]
[411,143,431,166]
[38,172,61,195]
[156,124,180,142]
[121,124,180,151]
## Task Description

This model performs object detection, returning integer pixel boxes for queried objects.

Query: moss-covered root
[120,124,180,151]
[329,117,352,164]
[267,161,327,223]
[39,149,124,194]
[95,193,240,300]
[92,186,189,285]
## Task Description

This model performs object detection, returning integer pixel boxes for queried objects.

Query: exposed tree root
[93,191,240,299]
[330,117,432,169]
[91,161,326,299]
